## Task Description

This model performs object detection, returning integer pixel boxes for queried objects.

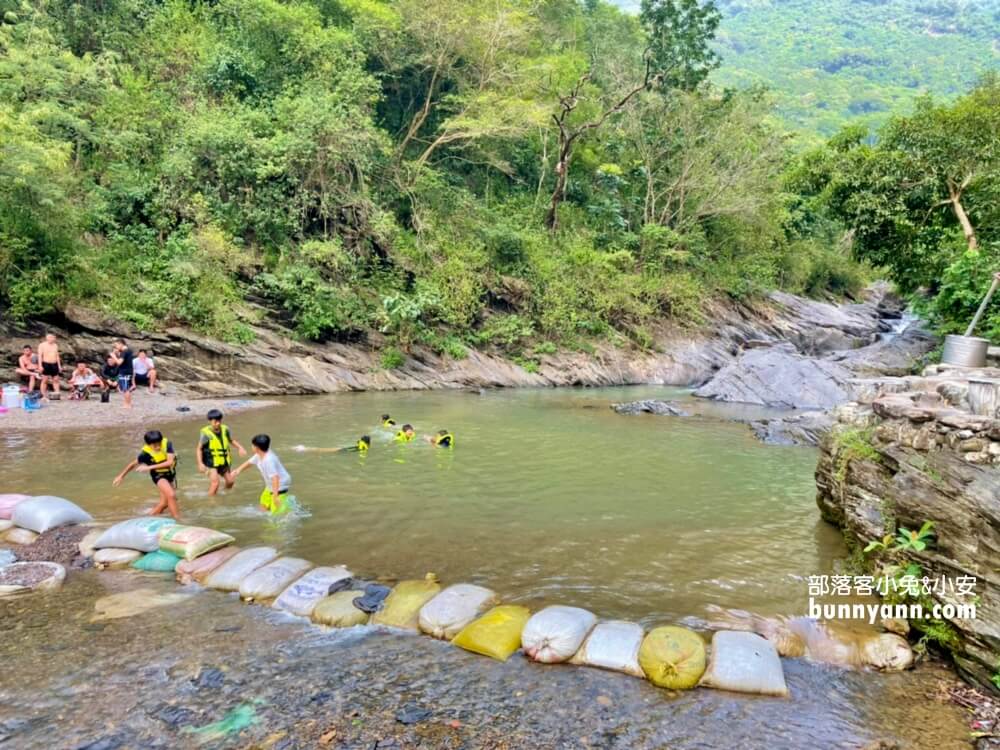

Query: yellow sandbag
[452,605,531,662]
[311,591,370,628]
[639,626,706,690]
[370,575,441,630]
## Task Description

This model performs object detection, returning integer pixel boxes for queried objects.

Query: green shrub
[380,347,406,369]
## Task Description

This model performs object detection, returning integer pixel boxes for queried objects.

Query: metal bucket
[941,334,990,368]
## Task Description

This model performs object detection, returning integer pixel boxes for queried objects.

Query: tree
[543,0,720,230]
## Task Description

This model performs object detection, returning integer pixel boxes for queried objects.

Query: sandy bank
[0,388,280,432]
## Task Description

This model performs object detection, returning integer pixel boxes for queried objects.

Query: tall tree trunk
[544,138,573,230]
[948,177,978,252]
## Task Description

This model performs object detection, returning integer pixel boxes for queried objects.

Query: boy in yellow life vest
[394,424,416,442]
[112,429,180,520]
[196,409,247,496]
[425,429,455,448]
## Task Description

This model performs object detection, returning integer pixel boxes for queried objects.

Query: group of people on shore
[114,411,454,520]
[15,334,158,406]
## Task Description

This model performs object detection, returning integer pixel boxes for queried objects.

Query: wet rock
[75,734,127,750]
[194,667,226,690]
[611,400,689,416]
[747,411,832,446]
[395,704,432,725]
[152,704,197,728]
[694,343,853,409]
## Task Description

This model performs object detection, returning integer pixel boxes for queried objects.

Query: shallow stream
[0,387,975,748]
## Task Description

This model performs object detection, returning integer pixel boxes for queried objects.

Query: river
[0,386,975,748]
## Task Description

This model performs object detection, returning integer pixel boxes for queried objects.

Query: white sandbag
[0,520,14,534]
[5,527,38,545]
[204,547,279,592]
[78,528,106,558]
[12,495,92,533]
[273,565,352,617]
[419,583,499,640]
[239,557,312,602]
[570,620,645,677]
[0,494,30,520]
[699,631,789,697]
[93,548,142,569]
[521,605,598,663]
[94,517,177,552]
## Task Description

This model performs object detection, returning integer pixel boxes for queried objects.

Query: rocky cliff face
[0,285,918,396]
[816,368,1000,690]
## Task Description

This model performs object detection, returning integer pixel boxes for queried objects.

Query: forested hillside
[616,0,1000,136]
[1,0,997,367]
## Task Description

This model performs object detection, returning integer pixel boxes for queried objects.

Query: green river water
[0,386,976,748]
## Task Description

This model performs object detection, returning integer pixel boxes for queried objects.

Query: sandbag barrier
[10,503,923,698]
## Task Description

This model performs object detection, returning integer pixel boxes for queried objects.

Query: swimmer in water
[294,435,371,454]
[393,424,416,442]
[425,429,454,447]
[380,414,396,428]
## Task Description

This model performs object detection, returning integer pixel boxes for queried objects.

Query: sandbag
[699,631,788,697]
[570,620,645,677]
[158,525,234,561]
[862,633,914,672]
[370,576,442,631]
[94,517,176,552]
[132,550,182,572]
[639,626,706,690]
[522,605,597,663]
[0,520,13,534]
[273,565,352,617]
[12,496,92,533]
[239,557,312,602]
[175,546,241,585]
[452,605,531,662]
[312,591,370,628]
[94,548,142,569]
[0,494,30,520]
[78,528,106,558]
[4,527,38,545]
[419,583,499,640]
[204,547,278,592]
[0,561,65,594]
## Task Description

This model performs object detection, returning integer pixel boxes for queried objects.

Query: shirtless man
[15,345,40,391]
[37,334,62,399]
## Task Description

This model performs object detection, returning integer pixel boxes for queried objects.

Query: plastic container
[22,392,41,411]
[942,334,989,368]
[2,386,21,409]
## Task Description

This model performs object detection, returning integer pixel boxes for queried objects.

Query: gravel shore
[0,388,280,432]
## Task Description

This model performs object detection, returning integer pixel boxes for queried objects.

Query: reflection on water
[3,386,840,623]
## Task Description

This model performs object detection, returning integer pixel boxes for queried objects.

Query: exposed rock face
[611,400,689,416]
[747,411,833,446]
[694,343,854,409]
[0,284,925,397]
[816,373,1000,691]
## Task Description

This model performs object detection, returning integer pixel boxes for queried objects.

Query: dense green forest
[1,0,998,365]
[615,0,1000,136]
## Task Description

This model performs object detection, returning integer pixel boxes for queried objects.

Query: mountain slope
[614,0,1000,136]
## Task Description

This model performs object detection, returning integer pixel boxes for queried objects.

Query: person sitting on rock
[15,345,40,392]
[133,349,159,393]
[100,355,119,395]
[68,362,100,400]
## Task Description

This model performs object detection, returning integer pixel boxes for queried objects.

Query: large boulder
[694,343,853,409]
[747,410,833,446]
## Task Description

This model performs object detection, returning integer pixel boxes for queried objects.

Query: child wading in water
[113,430,180,520]
[233,434,292,515]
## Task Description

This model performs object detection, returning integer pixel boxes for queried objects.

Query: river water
[0,386,975,748]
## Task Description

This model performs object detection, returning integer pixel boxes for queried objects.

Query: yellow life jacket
[394,430,414,443]
[142,439,175,478]
[200,424,232,467]
[434,432,455,448]
[357,439,370,452]
[382,418,396,428]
